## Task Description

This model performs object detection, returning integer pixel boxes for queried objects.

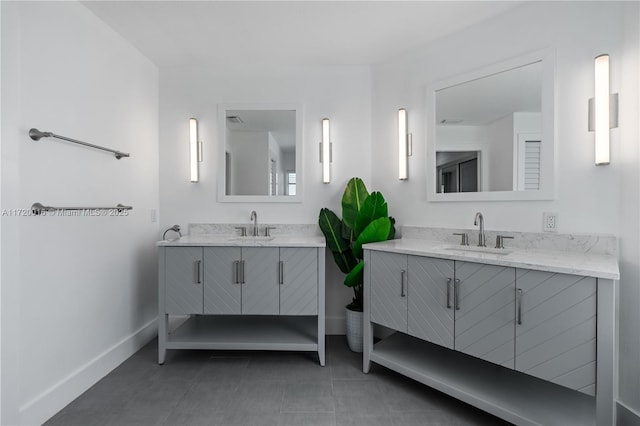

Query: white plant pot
[345,307,363,353]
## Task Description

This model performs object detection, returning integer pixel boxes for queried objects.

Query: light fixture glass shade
[322,118,331,183]
[190,118,199,182]
[398,108,408,180]
[594,54,610,165]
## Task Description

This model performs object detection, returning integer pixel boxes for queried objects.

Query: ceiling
[82,1,522,68]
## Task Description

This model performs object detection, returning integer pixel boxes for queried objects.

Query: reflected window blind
[524,141,541,190]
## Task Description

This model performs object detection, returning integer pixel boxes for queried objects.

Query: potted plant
[318,177,395,352]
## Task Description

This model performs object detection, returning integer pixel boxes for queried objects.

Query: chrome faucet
[250,210,258,236]
[474,212,485,247]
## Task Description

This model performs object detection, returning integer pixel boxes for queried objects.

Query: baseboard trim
[20,317,158,426]
[618,400,640,425]
[326,315,345,335]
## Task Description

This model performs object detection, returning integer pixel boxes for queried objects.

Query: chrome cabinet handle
[195,260,202,284]
[233,261,239,284]
[240,260,246,284]
[517,288,523,325]
[454,279,461,310]
[446,278,452,308]
[279,261,284,285]
[400,270,406,297]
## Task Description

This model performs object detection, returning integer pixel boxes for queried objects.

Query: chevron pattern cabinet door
[203,247,241,314]
[280,248,318,315]
[515,269,596,396]
[454,261,516,368]
[408,256,455,349]
[165,247,203,314]
[370,251,408,333]
[242,247,280,315]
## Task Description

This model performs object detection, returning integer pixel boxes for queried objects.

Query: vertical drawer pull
[279,261,284,285]
[400,270,406,297]
[517,288,523,325]
[454,279,461,310]
[233,260,239,284]
[446,278,452,308]
[240,260,246,284]
[195,260,202,284]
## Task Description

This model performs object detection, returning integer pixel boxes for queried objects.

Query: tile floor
[45,336,511,426]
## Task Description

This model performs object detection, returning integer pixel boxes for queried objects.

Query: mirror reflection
[224,109,297,196]
[435,61,542,193]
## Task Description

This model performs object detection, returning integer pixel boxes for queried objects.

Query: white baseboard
[326,315,345,335]
[20,318,158,426]
[618,400,640,425]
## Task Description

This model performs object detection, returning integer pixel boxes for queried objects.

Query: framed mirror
[427,49,555,201]
[217,103,303,202]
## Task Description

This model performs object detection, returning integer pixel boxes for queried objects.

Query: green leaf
[318,208,356,274]
[354,192,388,237]
[341,178,369,231]
[344,261,364,288]
[352,217,392,259]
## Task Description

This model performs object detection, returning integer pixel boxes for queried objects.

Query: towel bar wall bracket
[29,128,130,159]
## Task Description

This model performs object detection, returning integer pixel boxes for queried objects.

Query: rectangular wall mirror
[427,49,555,201]
[217,103,303,203]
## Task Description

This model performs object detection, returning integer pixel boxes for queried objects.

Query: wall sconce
[189,118,203,182]
[398,108,412,180]
[320,118,332,183]
[588,54,618,166]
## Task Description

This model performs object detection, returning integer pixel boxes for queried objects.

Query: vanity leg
[363,250,372,374]
[596,278,616,426]
[158,313,168,365]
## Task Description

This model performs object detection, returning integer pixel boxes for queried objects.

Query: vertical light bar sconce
[589,54,618,166]
[189,118,203,182]
[398,108,412,180]
[320,118,332,183]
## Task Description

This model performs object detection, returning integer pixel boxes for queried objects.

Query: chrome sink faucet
[250,210,258,236]
[474,212,486,247]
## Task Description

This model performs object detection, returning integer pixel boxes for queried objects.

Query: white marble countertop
[363,238,620,280]
[157,235,325,248]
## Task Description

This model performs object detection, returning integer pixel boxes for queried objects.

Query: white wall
[1,2,159,425]
[228,131,269,195]
[159,65,372,333]
[371,0,639,418]
[485,114,513,191]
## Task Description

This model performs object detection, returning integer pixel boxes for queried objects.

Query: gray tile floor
[45,336,511,426]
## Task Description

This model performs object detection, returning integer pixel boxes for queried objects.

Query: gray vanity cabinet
[515,269,597,396]
[370,251,408,332]
[454,261,515,368]
[203,246,241,314]
[407,256,455,349]
[165,247,205,314]
[280,247,318,315]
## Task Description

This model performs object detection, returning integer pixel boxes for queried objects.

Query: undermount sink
[443,245,512,256]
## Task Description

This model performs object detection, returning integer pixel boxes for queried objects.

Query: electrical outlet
[150,209,157,223]
[543,212,557,232]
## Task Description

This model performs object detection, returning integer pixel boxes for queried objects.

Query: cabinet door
[165,247,203,314]
[454,261,515,368]
[370,251,408,332]
[408,256,455,349]
[280,247,318,315]
[203,246,241,314]
[515,270,596,396]
[241,247,280,315]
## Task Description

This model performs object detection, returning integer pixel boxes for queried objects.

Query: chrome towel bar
[29,128,130,159]
[31,202,133,215]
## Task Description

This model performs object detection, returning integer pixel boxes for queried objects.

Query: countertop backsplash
[189,223,322,238]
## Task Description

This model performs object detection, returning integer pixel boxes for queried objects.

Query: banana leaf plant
[318,178,395,312]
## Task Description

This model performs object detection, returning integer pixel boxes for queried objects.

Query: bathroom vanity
[157,227,326,366]
[363,230,619,426]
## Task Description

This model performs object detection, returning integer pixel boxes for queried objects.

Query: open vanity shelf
[371,332,595,426]
[166,315,318,351]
